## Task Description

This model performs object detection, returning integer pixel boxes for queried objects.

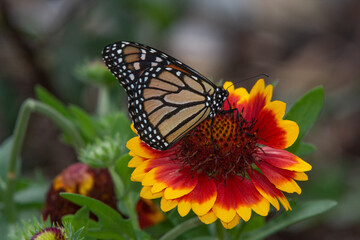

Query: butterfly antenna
[225,73,270,91]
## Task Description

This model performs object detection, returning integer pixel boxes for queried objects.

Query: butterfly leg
[222,99,249,135]
[220,106,253,137]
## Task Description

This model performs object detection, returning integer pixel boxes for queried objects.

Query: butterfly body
[102,41,228,150]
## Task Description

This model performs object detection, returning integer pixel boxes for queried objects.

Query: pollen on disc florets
[177,111,260,178]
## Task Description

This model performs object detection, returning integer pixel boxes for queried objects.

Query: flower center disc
[177,111,259,178]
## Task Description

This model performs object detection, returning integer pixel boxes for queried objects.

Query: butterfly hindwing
[128,67,212,149]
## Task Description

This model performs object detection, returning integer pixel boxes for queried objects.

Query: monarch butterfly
[102,41,229,150]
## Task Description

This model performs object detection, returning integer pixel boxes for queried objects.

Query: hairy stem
[5,99,84,221]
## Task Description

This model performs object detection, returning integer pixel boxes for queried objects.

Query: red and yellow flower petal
[140,186,164,199]
[198,210,218,224]
[293,172,308,181]
[154,166,198,199]
[256,147,312,172]
[223,81,249,110]
[256,161,301,194]
[164,182,197,199]
[127,137,176,159]
[248,170,291,211]
[241,79,273,121]
[160,197,178,212]
[223,81,234,92]
[128,155,146,167]
[152,181,167,193]
[189,174,217,216]
[142,169,167,193]
[178,196,192,217]
[221,214,241,229]
[127,137,157,158]
[234,178,270,219]
[213,180,237,223]
[253,79,273,104]
[131,160,151,182]
[130,123,137,134]
[213,175,269,223]
[139,157,197,198]
[277,120,299,148]
[254,101,298,149]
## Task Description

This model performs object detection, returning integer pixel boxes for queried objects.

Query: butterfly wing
[102,41,228,150]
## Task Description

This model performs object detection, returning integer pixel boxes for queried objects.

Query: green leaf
[243,200,337,240]
[69,105,97,141]
[285,87,324,154]
[68,206,90,231]
[60,193,135,239]
[35,85,71,118]
[62,208,89,240]
[297,142,316,156]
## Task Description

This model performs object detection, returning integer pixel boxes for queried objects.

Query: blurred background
[0,0,359,239]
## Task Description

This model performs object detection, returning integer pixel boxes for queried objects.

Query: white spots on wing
[134,62,140,70]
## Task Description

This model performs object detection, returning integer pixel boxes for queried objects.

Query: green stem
[108,165,138,230]
[96,86,110,116]
[124,194,140,231]
[4,100,32,222]
[216,220,225,240]
[159,217,203,240]
[5,99,85,221]
[235,220,248,240]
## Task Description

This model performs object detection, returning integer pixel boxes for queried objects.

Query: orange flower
[136,198,165,229]
[42,163,117,224]
[127,79,311,229]
[42,163,164,229]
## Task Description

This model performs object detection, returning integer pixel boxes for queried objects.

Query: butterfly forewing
[102,41,228,150]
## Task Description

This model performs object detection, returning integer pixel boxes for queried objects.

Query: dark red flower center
[176,110,260,179]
